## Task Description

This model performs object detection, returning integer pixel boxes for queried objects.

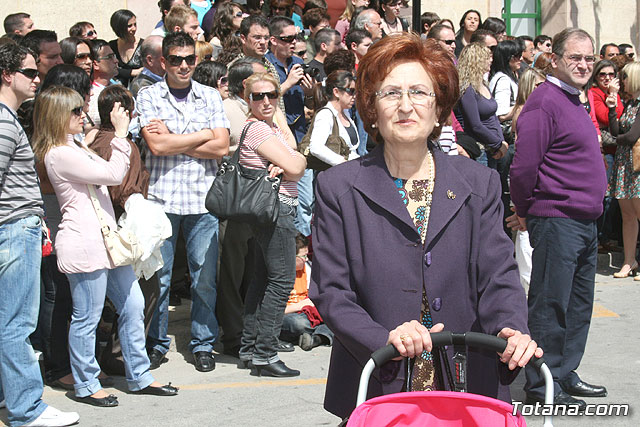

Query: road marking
[592,302,619,318]
[178,378,327,391]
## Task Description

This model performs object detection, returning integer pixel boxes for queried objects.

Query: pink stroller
[347,332,554,427]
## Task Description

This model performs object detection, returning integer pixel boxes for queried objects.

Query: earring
[434,121,440,127]
[371,123,377,128]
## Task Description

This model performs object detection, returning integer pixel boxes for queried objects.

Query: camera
[300,63,320,79]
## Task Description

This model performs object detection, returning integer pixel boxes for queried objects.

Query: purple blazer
[309,146,529,419]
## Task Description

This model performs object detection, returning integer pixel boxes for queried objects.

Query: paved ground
[1,250,637,426]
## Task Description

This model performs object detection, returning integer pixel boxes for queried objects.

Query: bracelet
[114,133,128,139]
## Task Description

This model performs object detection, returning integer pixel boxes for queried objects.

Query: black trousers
[524,216,597,398]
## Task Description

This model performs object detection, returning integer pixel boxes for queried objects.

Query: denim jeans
[148,213,219,354]
[295,170,315,236]
[0,215,48,426]
[240,202,297,365]
[67,265,154,397]
[280,312,334,345]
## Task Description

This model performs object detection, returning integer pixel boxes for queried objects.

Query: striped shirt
[238,120,298,198]
[137,78,230,215]
[0,103,43,225]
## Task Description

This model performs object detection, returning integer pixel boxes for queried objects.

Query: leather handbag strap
[230,120,258,165]
[87,184,112,238]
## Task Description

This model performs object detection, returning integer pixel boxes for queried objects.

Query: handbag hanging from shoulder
[87,184,143,266]
[297,107,350,172]
[205,121,281,225]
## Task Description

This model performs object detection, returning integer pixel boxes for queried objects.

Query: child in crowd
[280,234,333,350]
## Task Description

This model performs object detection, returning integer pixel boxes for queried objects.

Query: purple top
[454,86,503,150]
[510,81,607,220]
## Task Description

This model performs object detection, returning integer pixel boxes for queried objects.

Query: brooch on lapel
[447,190,456,200]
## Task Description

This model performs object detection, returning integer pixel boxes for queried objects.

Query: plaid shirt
[137,79,230,215]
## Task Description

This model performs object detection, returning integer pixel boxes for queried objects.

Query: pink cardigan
[45,136,131,274]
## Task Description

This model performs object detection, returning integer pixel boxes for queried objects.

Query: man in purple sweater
[509,28,608,409]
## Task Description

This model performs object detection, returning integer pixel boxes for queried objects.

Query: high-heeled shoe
[613,261,638,278]
[251,360,300,377]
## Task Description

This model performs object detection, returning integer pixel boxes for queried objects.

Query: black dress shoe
[276,340,295,352]
[48,379,75,391]
[251,360,300,377]
[563,381,608,397]
[134,383,179,396]
[525,391,587,412]
[148,349,167,370]
[193,351,216,372]
[76,394,119,407]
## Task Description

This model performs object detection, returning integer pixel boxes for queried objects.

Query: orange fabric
[287,268,308,304]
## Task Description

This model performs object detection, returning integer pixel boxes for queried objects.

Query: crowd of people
[0,1,636,426]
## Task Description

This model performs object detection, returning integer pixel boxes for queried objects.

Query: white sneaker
[23,406,79,427]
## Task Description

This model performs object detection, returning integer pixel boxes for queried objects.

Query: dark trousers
[240,202,297,365]
[217,220,255,352]
[524,216,597,398]
[280,312,334,344]
[37,254,72,383]
[487,144,515,236]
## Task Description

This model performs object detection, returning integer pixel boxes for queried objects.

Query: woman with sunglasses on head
[237,72,306,377]
[606,62,640,280]
[32,86,178,408]
[59,37,93,77]
[108,9,144,87]
[308,70,359,168]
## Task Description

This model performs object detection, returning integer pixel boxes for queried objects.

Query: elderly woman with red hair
[309,33,542,420]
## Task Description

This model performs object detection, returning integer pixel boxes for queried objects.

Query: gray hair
[352,10,375,31]
[552,28,594,57]
[140,35,163,66]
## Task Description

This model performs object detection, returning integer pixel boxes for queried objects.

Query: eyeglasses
[439,39,455,46]
[249,91,279,101]
[563,54,596,65]
[75,52,91,60]
[97,53,117,61]
[338,87,356,95]
[250,34,270,41]
[598,72,616,79]
[375,88,436,105]
[235,11,244,17]
[203,54,213,61]
[295,50,307,57]
[627,52,635,59]
[276,35,296,43]
[166,54,197,66]
[85,30,97,37]
[16,68,39,79]
[71,106,83,116]
[219,76,228,85]
[544,42,551,47]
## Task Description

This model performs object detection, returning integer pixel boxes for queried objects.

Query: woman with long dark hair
[208,2,244,59]
[454,9,481,57]
[489,40,523,137]
[108,9,144,87]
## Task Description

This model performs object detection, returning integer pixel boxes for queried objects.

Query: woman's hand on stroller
[497,327,543,370]
[386,321,445,360]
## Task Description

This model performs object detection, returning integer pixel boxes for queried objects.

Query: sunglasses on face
[219,76,228,85]
[203,54,213,61]
[166,54,197,66]
[97,53,116,61]
[276,35,296,43]
[85,30,97,37]
[339,87,356,95]
[234,11,243,17]
[295,50,307,57]
[440,39,455,45]
[71,106,83,116]
[16,68,39,79]
[249,91,278,101]
[598,72,616,79]
[627,52,635,59]
[544,42,551,47]
[75,52,91,60]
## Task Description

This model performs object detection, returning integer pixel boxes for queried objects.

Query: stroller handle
[371,331,546,370]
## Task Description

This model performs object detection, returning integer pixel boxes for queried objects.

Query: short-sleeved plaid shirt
[137,79,230,215]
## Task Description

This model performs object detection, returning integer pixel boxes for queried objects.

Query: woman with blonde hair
[335,0,369,43]
[607,62,640,279]
[454,43,508,164]
[236,72,307,377]
[32,86,178,407]
[195,40,213,64]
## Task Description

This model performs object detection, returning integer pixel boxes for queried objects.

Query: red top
[590,86,623,128]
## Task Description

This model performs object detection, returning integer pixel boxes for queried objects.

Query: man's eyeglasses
[75,52,91,60]
[71,106,83,116]
[598,72,616,79]
[250,35,270,42]
[249,91,279,101]
[563,54,596,65]
[16,68,39,80]
[276,35,296,43]
[375,88,436,106]
[294,50,307,57]
[97,53,117,61]
[439,39,455,46]
[339,87,356,95]
[166,54,197,66]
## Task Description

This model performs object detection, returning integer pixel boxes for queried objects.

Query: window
[503,0,541,37]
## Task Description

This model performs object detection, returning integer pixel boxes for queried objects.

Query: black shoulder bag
[205,121,281,225]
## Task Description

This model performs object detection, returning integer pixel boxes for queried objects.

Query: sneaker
[23,406,80,427]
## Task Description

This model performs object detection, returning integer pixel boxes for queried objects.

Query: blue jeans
[67,266,154,397]
[240,202,297,365]
[295,170,314,236]
[280,312,334,344]
[0,215,48,426]
[148,213,219,354]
